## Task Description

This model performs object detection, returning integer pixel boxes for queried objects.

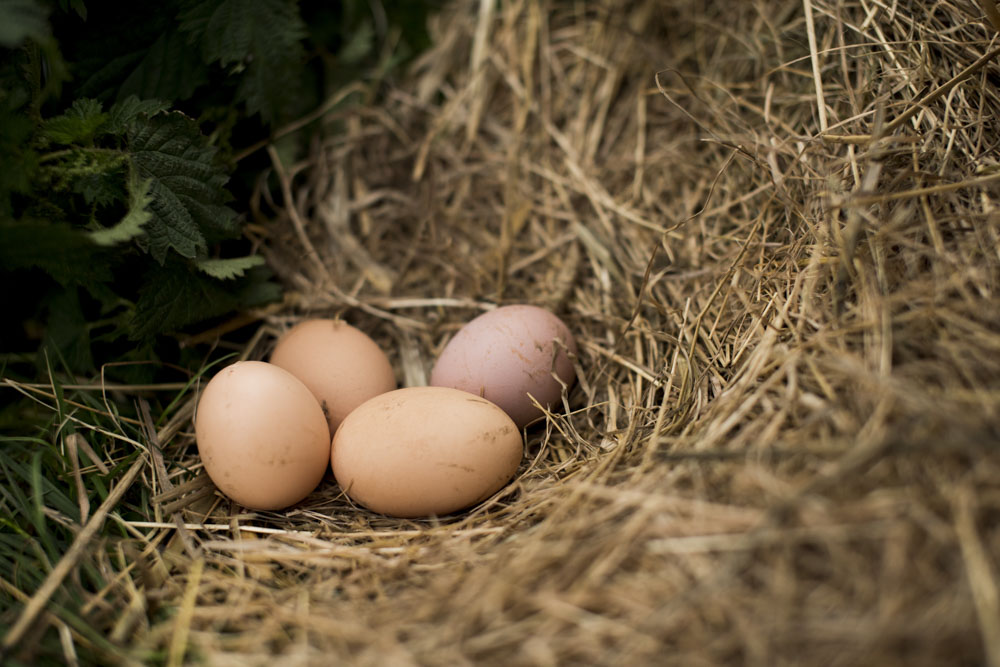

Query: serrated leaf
[0,221,110,286]
[181,0,305,67]
[129,259,279,339]
[117,29,207,103]
[237,57,305,124]
[103,95,169,136]
[0,0,49,47]
[177,195,240,243]
[42,98,108,145]
[41,146,127,196]
[129,260,236,339]
[175,0,214,41]
[90,176,152,246]
[58,0,87,20]
[72,169,126,206]
[180,0,307,123]
[195,255,264,280]
[136,181,206,262]
[179,0,252,67]
[238,266,283,306]
[126,112,237,262]
[76,50,145,103]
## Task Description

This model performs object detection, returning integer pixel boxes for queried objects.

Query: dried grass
[26,0,1000,664]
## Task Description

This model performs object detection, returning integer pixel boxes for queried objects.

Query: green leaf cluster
[1,3,438,663]
[0,88,273,349]
[0,0,436,378]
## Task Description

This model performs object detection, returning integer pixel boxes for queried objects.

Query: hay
[96,0,1000,663]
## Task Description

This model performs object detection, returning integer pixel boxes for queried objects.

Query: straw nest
[29,1,1000,664]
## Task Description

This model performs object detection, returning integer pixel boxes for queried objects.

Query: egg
[269,319,397,434]
[429,305,577,428]
[195,361,330,510]
[331,386,523,518]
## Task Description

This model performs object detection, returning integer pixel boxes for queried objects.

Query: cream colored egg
[331,386,523,518]
[195,361,331,510]
[269,319,397,434]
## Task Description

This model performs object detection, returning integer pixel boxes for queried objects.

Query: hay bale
[147,1,1000,663]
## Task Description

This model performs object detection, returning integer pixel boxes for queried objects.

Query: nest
[21,1,1000,664]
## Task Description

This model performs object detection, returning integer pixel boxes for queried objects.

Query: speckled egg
[195,361,331,511]
[269,319,397,434]
[331,386,523,518]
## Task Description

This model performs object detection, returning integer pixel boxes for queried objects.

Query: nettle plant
[0,0,431,378]
[2,96,277,342]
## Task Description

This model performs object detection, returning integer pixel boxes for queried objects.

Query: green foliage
[42,97,106,144]
[103,96,170,135]
[196,254,266,280]
[0,0,49,48]
[0,420,149,663]
[179,0,308,123]
[58,0,87,19]
[89,175,152,246]
[0,1,436,368]
[118,27,207,103]
[1,93,261,352]
[1,2,437,662]
[43,287,94,370]
[0,221,110,286]
[127,110,237,261]
[131,259,279,339]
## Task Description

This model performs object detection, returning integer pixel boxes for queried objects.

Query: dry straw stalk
[10,0,1000,664]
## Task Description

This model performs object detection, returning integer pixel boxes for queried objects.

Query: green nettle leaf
[89,176,153,246]
[181,0,306,66]
[180,0,307,123]
[58,0,87,20]
[103,96,170,136]
[128,259,263,339]
[237,57,302,124]
[42,147,127,194]
[125,111,237,262]
[0,222,110,286]
[43,287,93,372]
[237,266,283,306]
[76,50,146,103]
[0,0,49,47]
[41,98,108,145]
[195,255,265,280]
[72,168,126,206]
[117,29,207,103]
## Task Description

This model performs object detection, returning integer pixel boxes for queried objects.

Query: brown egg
[429,305,577,428]
[269,319,397,434]
[195,361,330,510]
[331,386,523,518]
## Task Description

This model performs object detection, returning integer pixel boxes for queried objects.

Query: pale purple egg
[429,305,577,428]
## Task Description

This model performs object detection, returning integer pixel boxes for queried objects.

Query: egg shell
[429,305,577,428]
[331,386,523,518]
[269,319,397,434]
[195,361,331,511]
